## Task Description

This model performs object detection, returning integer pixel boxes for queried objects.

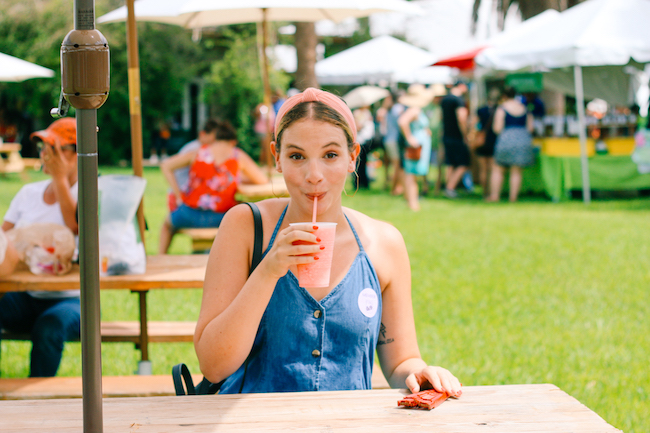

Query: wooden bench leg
[135,290,151,375]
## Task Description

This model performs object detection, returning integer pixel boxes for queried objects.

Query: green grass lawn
[1,166,648,432]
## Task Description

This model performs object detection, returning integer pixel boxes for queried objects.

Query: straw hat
[398,84,443,108]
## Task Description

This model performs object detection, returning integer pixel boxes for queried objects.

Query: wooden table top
[0,384,620,432]
[0,254,207,292]
[237,175,288,201]
[0,142,21,152]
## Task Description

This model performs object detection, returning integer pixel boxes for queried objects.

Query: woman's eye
[289,153,304,160]
[325,152,338,159]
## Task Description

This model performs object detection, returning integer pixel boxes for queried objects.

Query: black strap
[172,202,263,396]
[238,202,263,392]
[172,363,196,395]
[244,202,263,274]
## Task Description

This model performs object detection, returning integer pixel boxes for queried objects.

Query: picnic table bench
[174,176,289,253]
[0,143,25,174]
[0,367,389,400]
[0,374,201,400]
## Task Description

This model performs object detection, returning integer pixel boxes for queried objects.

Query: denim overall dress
[219,206,383,393]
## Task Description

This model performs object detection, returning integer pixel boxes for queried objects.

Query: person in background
[487,87,534,203]
[194,87,462,396]
[519,92,545,137]
[398,84,436,211]
[150,119,171,164]
[378,90,406,196]
[440,79,471,199]
[352,104,375,190]
[158,119,268,254]
[474,88,501,197]
[272,88,287,115]
[0,117,80,377]
[254,102,276,168]
[165,137,201,214]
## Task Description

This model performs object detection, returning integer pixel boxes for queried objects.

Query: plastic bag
[6,223,76,275]
[98,175,147,276]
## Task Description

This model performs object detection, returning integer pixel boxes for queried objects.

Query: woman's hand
[405,366,462,396]
[260,223,323,280]
[406,135,421,148]
[43,144,73,180]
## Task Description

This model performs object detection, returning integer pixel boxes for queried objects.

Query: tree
[472,0,585,31]
[294,23,318,91]
[0,0,212,164]
[204,25,290,160]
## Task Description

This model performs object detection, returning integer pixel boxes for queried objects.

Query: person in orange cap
[0,117,81,377]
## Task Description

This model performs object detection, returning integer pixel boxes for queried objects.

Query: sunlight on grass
[1,167,648,432]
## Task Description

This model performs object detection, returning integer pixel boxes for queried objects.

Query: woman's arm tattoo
[377,322,394,345]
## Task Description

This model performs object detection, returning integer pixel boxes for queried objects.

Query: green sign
[506,73,543,93]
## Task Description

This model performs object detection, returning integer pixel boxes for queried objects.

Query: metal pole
[74,1,104,431]
[574,65,591,204]
[126,0,146,246]
[77,109,103,432]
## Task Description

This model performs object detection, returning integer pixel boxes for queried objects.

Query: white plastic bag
[6,223,76,275]
[98,175,147,276]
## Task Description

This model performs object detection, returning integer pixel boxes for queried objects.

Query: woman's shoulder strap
[243,202,263,274]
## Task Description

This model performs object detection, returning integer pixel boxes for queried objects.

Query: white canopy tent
[475,0,650,204]
[0,52,54,82]
[315,35,449,85]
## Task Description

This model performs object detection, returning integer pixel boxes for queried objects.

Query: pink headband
[274,87,357,143]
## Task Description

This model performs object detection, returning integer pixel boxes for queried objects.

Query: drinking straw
[312,196,318,223]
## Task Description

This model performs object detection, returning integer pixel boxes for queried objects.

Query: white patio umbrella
[315,35,436,85]
[98,0,423,168]
[0,52,54,82]
[475,0,650,203]
[393,66,455,85]
[342,85,390,109]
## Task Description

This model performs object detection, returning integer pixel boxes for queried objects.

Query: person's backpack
[172,202,263,396]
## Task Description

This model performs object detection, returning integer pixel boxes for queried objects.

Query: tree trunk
[518,0,561,19]
[294,22,319,91]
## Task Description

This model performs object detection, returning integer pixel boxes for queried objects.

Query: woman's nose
[305,159,323,184]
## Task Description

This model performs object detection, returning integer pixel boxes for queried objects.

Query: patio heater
[51,0,109,431]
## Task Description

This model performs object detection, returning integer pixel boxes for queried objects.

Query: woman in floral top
[159,119,267,254]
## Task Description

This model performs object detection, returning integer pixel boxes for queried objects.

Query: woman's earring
[344,172,359,197]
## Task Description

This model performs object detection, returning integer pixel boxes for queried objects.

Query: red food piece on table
[398,389,460,410]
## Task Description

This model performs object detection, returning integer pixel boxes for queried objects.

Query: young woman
[194,88,462,396]
[397,84,436,211]
[487,87,535,203]
[158,119,268,254]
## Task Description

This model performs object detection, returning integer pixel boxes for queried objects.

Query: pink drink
[290,222,337,288]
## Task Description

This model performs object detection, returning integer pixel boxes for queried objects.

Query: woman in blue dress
[487,87,535,203]
[195,88,462,396]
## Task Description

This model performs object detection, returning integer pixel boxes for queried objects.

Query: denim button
[313,310,322,318]
[311,349,321,357]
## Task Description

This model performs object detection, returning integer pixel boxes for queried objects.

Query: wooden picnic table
[0,384,620,432]
[236,175,288,201]
[0,255,207,370]
[0,143,25,174]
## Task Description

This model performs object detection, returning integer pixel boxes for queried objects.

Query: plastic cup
[290,222,337,288]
